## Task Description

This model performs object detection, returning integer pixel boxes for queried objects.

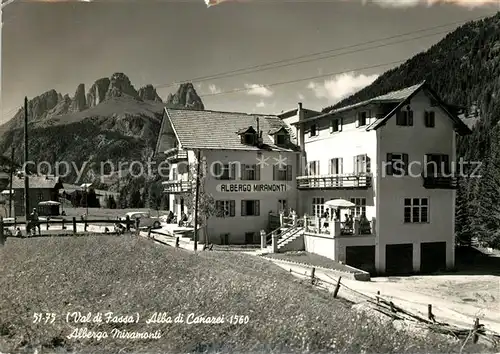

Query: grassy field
[0,236,490,353]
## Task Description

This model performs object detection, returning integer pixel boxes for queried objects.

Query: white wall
[298,107,378,220]
[201,149,299,244]
[376,90,456,273]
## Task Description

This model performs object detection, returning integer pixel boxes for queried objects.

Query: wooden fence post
[175,237,179,248]
[333,276,342,298]
[14,217,16,228]
[72,217,77,234]
[428,304,435,322]
[473,318,480,344]
[126,215,130,232]
[0,216,5,246]
[376,290,380,305]
[62,219,65,230]
[310,267,316,284]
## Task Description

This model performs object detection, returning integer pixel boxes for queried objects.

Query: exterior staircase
[277,226,304,251]
[263,216,305,253]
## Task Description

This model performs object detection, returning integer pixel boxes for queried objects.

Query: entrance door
[245,232,255,244]
[180,198,184,213]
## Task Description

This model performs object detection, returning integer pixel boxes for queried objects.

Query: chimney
[298,102,303,111]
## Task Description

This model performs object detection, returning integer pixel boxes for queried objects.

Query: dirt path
[263,257,500,334]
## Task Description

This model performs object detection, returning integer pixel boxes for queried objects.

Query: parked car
[119,211,161,230]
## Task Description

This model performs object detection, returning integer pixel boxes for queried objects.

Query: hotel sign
[216,183,290,193]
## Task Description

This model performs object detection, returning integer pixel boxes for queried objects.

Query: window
[276,134,287,145]
[404,198,429,223]
[350,198,366,218]
[330,118,342,133]
[309,124,317,137]
[424,111,435,128]
[171,167,178,180]
[38,192,43,201]
[312,197,325,217]
[396,110,414,126]
[329,158,343,175]
[278,199,287,213]
[241,164,260,181]
[241,200,260,216]
[243,133,255,145]
[386,153,408,176]
[215,200,235,218]
[273,165,292,181]
[214,163,236,180]
[354,154,370,174]
[357,112,367,127]
[308,161,320,175]
[424,154,450,176]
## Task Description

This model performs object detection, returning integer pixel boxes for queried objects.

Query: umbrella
[38,201,61,206]
[324,199,355,208]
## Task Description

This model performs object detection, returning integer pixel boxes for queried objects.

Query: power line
[198,59,406,97]
[154,14,492,89]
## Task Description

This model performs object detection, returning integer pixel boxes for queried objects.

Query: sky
[1,0,499,124]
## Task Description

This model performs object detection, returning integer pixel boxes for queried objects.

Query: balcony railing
[296,174,372,189]
[164,147,188,163]
[162,180,192,194]
[422,175,458,189]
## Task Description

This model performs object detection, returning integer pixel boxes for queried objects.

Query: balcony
[164,147,188,163]
[422,175,458,189]
[162,180,192,194]
[296,174,372,190]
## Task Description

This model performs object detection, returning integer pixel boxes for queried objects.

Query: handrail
[276,226,304,246]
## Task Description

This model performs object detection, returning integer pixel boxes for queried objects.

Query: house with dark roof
[281,80,472,276]
[10,173,63,217]
[155,107,300,244]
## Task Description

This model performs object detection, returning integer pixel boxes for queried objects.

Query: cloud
[256,100,266,108]
[308,72,378,102]
[244,84,274,97]
[360,0,497,8]
[208,84,221,94]
[297,93,305,100]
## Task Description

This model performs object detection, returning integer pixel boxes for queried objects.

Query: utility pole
[193,149,201,251]
[8,146,14,217]
[24,97,30,224]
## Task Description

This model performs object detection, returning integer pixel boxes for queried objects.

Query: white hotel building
[155,108,300,244]
[155,81,471,275]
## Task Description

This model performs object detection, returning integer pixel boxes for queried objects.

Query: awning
[324,199,355,208]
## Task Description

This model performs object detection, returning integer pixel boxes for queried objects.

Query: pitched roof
[11,175,62,189]
[366,81,471,135]
[277,107,321,118]
[158,108,299,152]
[292,81,472,135]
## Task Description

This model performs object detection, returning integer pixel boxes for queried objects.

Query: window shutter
[443,155,450,174]
[230,200,235,217]
[240,164,246,180]
[329,121,333,133]
[408,111,414,126]
[241,200,247,216]
[353,156,358,174]
[273,165,277,180]
[328,159,332,175]
[339,118,343,132]
[424,111,429,126]
[255,200,260,216]
[215,201,221,217]
[340,158,343,174]
[286,165,292,181]
[355,114,360,128]
[255,164,261,180]
[366,155,371,173]
[386,153,393,175]
[403,153,409,175]
[231,163,236,180]
[214,163,221,180]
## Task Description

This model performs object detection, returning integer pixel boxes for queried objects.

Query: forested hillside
[323,12,500,248]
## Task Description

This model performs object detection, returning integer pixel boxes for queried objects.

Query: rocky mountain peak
[87,77,110,108]
[138,84,163,102]
[28,89,60,121]
[166,83,204,110]
[70,83,87,112]
[105,72,139,100]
